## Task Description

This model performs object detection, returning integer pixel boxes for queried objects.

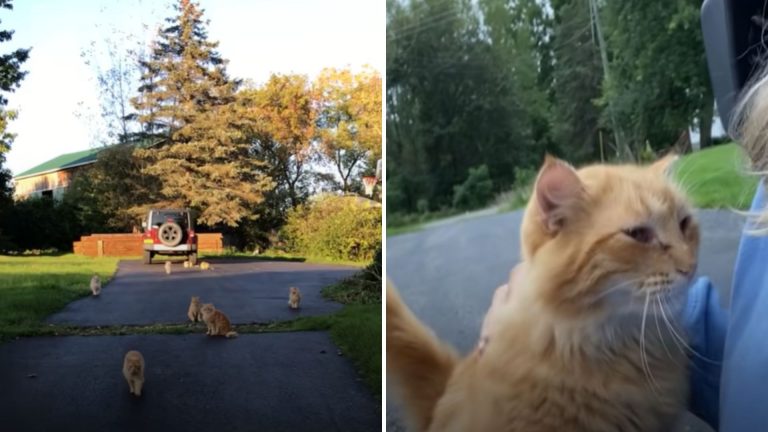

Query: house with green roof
[13,147,102,200]
[12,138,164,200]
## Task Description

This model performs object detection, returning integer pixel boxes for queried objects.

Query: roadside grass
[672,143,758,210]
[199,250,364,267]
[0,254,120,339]
[0,252,381,398]
[387,208,464,237]
[386,222,425,237]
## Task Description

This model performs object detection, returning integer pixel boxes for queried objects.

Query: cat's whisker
[652,299,679,364]
[656,298,710,378]
[654,297,685,354]
[658,296,721,365]
[640,293,662,398]
[592,277,647,302]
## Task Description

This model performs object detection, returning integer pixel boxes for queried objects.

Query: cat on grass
[200,303,238,338]
[187,296,202,322]
[90,274,101,296]
[288,287,302,309]
[387,155,699,432]
[123,350,145,397]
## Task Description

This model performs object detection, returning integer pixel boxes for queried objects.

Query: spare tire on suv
[141,208,198,265]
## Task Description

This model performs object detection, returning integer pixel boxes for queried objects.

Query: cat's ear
[534,155,583,232]
[649,153,679,176]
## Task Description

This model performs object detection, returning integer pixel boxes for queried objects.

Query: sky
[3,0,384,176]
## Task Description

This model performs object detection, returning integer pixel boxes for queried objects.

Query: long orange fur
[387,155,699,432]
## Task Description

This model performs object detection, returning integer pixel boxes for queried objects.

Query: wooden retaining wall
[73,233,223,257]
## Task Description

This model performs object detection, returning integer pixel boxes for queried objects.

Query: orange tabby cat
[387,155,698,432]
[90,274,101,296]
[288,287,302,309]
[187,296,202,322]
[200,303,238,338]
[122,350,145,397]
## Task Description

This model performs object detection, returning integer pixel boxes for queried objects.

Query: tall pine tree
[131,0,272,227]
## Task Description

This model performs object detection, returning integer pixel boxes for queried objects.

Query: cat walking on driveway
[288,287,301,309]
[123,350,145,397]
[90,274,101,296]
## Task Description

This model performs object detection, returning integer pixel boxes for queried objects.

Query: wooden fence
[73,233,223,257]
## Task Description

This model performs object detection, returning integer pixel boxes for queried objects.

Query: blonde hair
[729,62,768,234]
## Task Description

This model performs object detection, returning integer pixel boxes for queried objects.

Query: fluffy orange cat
[288,287,302,309]
[387,155,698,432]
[122,350,145,397]
[187,296,202,322]
[200,303,238,338]
[90,274,101,296]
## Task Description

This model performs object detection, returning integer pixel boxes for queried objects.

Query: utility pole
[589,0,633,161]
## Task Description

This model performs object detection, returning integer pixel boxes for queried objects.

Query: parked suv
[142,208,198,265]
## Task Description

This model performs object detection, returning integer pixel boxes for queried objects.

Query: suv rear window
[150,211,189,229]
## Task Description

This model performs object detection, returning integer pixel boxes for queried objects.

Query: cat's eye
[679,215,691,233]
[623,226,654,243]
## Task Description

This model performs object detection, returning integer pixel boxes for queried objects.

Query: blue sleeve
[717,182,768,431]
[684,276,728,430]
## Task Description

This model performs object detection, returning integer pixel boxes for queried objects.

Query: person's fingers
[508,262,527,294]
[477,262,528,354]
[490,282,510,308]
[480,283,509,342]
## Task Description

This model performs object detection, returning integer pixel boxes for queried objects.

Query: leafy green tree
[550,0,605,163]
[64,143,160,232]
[0,0,29,245]
[387,0,539,213]
[602,0,713,154]
[131,0,272,227]
[315,67,382,193]
[239,74,316,209]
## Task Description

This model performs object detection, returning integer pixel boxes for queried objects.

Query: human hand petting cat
[476,262,527,354]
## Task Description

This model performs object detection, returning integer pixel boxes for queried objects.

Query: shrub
[281,195,381,262]
[452,164,494,210]
[1,197,83,252]
[323,246,382,304]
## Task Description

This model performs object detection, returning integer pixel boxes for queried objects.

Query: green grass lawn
[0,254,120,338]
[386,223,425,237]
[673,143,759,210]
[387,208,463,237]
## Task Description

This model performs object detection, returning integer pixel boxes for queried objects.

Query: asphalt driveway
[47,260,357,326]
[0,333,379,432]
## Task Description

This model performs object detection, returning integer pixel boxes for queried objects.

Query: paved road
[0,333,379,432]
[386,208,744,431]
[48,260,357,326]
